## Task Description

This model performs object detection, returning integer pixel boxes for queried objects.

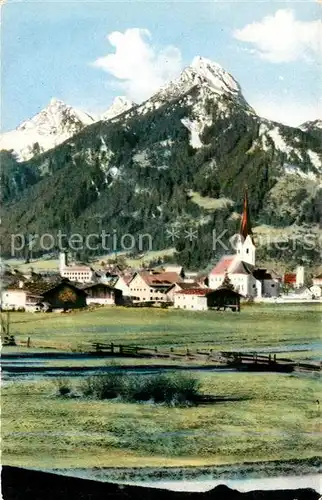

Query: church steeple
[235,189,256,266]
[240,189,253,241]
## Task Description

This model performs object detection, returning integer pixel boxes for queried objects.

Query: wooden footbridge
[89,343,321,374]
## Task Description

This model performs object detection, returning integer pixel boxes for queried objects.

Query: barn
[82,283,123,306]
[41,282,87,310]
[174,286,241,312]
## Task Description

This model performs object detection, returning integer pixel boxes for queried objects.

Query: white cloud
[234,9,322,63]
[250,97,321,127]
[93,28,183,102]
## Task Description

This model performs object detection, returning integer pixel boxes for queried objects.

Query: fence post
[111,342,114,354]
[120,345,123,355]
[155,346,158,353]
[27,337,31,348]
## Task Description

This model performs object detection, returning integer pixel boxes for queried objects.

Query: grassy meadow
[5,303,322,358]
[2,372,321,469]
[4,248,177,272]
[3,304,321,471]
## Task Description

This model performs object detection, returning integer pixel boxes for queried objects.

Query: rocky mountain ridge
[0,96,136,161]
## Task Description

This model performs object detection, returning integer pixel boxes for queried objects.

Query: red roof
[62,266,92,272]
[284,273,296,284]
[175,287,214,296]
[116,274,133,285]
[210,256,253,276]
[210,256,235,275]
[138,271,182,286]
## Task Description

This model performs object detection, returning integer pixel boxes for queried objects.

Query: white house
[59,252,94,283]
[166,281,202,303]
[114,275,132,300]
[129,271,182,303]
[82,283,123,306]
[174,288,211,311]
[1,283,43,312]
[312,273,322,287]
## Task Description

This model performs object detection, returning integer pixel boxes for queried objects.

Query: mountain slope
[1,57,321,267]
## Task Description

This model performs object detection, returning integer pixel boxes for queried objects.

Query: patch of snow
[133,150,150,167]
[90,179,100,196]
[259,123,269,136]
[267,127,292,155]
[284,164,318,181]
[261,135,270,151]
[99,138,114,174]
[308,150,322,170]
[109,166,120,178]
[181,118,203,148]
[159,139,174,148]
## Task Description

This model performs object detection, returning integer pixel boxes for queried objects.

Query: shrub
[79,371,201,406]
[55,378,71,396]
[80,373,125,399]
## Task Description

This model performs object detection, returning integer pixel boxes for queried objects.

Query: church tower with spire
[236,190,256,266]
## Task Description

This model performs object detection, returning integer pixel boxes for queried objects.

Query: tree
[220,272,234,290]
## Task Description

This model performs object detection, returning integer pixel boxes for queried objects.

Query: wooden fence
[13,337,321,373]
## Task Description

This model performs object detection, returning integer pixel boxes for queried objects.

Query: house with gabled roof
[174,277,241,312]
[1,278,87,311]
[81,283,123,306]
[114,274,133,300]
[312,273,322,287]
[129,270,182,303]
[166,281,203,303]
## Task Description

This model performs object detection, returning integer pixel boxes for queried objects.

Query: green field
[4,248,176,272]
[2,372,321,469]
[3,304,321,470]
[5,304,322,359]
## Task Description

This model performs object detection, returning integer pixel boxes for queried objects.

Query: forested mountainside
[1,57,321,269]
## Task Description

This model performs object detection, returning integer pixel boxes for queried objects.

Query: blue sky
[2,0,321,131]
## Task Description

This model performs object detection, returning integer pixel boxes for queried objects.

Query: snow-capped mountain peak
[299,119,322,132]
[101,96,135,121]
[0,99,95,161]
[145,55,250,112]
[17,98,94,135]
[0,96,138,161]
[187,56,241,96]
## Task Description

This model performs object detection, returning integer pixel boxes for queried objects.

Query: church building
[209,192,280,299]
[59,252,94,283]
